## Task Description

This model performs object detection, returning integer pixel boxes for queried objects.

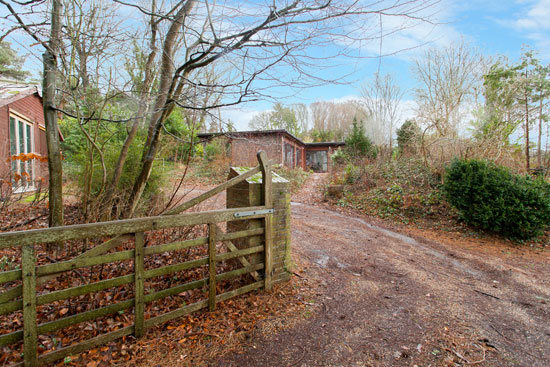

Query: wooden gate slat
[0,154,278,366]
[134,232,145,338]
[22,244,37,366]
[208,223,217,312]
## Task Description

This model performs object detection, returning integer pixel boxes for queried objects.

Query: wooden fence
[0,152,274,366]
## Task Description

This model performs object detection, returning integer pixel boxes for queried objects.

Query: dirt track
[219,175,550,366]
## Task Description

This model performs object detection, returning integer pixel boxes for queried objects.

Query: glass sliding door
[306,150,328,172]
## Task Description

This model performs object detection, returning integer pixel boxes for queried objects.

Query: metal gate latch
[234,209,274,218]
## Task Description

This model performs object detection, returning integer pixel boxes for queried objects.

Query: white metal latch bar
[234,209,274,218]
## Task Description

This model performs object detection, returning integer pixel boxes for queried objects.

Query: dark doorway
[306,150,328,172]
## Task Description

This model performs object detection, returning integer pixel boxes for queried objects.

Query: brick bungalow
[0,82,51,191]
[198,129,344,173]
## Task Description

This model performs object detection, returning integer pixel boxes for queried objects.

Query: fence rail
[0,151,274,367]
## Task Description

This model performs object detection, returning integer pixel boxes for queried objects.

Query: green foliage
[59,118,88,160]
[330,148,347,165]
[344,120,377,160]
[188,137,231,184]
[396,120,421,154]
[203,137,229,162]
[480,50,550,156]
[0,42,29,80]
[274,166,311,193]
[162,107,202,161]
[343,163,360,184]
[443,159,550,239]
[331,159,443,222]
[62,117,167,215]
[331,159,446,224]
[385,183,404,208]
[105,138,166,203]
[310,128,344,142]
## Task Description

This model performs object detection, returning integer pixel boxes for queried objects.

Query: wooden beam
[217,224,261,281]
[0,206,268,248]
[208,223,217,312]
[164,166,261,215]
[134,232,145,338]
[0,235,133,304]
[37,325,134,366]
[264,214,273,291]
[215,245,264,262]
[257,151,273,291]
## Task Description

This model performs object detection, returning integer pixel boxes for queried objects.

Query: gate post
[226,154,291,287]
[257,151,273,290]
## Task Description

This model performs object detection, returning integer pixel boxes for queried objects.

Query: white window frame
[9,112,35,193]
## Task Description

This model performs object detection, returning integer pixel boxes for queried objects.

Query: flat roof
[305,141,345,147]
[197,129,345,147]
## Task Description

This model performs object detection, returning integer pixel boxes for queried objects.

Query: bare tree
[1,0,440,218]
[413,41,485,137]
[118,0,440,217]
[360,73,404,150]
[412,41,486,167]
[310,100,368,139]
[248,103,308,138]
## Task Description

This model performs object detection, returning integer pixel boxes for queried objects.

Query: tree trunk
[525,91,530,172]
[43,0,64,228]
[538,92,543,167]
[125,0,197,218]
[101,2,160,220]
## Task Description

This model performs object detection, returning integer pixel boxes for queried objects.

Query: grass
[20,192,48,204]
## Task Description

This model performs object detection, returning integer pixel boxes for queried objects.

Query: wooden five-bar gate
[0,152,275,366]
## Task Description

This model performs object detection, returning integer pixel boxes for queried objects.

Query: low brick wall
[227,167,291,284]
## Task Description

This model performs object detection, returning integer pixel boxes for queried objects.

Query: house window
[9,114,34,190]
[284,143,294,168]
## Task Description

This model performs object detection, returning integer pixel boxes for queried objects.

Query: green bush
[344,120,377,160]
[343,163,361,184]
[396,119,421,154]
[65,132,167,217]
[331,149,347,166]
[443,159,550,239]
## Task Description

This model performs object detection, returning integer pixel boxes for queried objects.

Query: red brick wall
[0,105,10,178]
[0,93,47,179]
[230,133,284,167]
[224,132,340,172]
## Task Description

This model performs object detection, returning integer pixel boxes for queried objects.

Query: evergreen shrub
[443,159,550,239]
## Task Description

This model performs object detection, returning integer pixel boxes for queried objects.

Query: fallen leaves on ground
[0,203,310,367]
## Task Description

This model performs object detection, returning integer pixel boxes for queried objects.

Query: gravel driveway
[219,175,550,367]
